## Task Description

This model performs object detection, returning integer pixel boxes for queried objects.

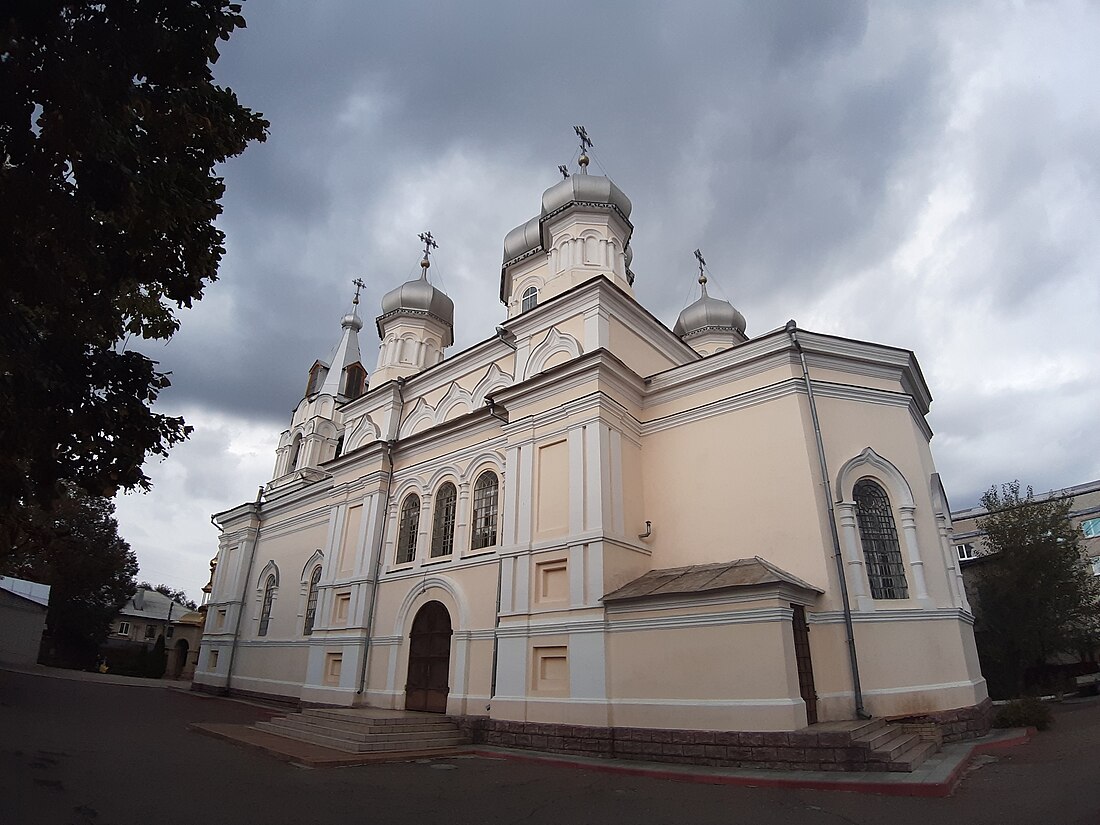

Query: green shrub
[993,696,1053,731]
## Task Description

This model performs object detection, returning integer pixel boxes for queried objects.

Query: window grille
[471,471,499,550]
[396,494,421,564]
[854,479,909,599]
[258,574,276,636]
[431,483,457,557]
[303,566,322,635]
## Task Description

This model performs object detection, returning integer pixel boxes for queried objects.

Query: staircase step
[277,714,458,737]
[854,725,905,749]
[266,716,464,744]
[303,708,448,726]
[889,739,938,772]
[255,720,470,753]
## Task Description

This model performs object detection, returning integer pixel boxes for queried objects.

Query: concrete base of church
[887,697,993,743]
[452,698,992,772]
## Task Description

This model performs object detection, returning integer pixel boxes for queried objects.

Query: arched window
[431,482,457,557]
[258,574,276,636]
[854,479,909,600]
[287,433,302,473]
[471,470,499,550]
[344,363,366,400]
[306,362,325,395]
[396,493,421,564]
[521,286,538,313]
[303,566,322,635]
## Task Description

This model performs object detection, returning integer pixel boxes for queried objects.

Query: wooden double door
[404,601,453,713]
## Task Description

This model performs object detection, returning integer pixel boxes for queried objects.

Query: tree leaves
[973,481,1100,696]
[0,0,269,524]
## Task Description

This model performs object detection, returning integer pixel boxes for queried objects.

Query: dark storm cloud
[181,0,951,426]
[113,0,1100,592]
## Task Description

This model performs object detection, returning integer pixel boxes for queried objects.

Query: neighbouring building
[194,147,987,757]
[105,587,202,678]
[951,478,1100,573]
[951,478,1100,691]
[0,576,50,666]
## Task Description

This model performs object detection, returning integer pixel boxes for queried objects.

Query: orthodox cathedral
[194,135,988,762]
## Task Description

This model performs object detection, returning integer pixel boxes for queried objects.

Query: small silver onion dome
[674,284,746,338]
[378,265,455,347]
[541,174,632,220]
[341,311,363,332]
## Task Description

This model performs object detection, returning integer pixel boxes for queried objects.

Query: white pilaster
[898,505,932,606]
[836,502,873,611]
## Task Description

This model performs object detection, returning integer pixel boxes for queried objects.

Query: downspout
[786,320,868,719]
[488,559,502,711]
[225,485,264,696]
[358,377,405,696]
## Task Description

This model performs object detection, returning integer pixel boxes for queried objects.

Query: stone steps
[805,718,940,772]
[252,710,470,754]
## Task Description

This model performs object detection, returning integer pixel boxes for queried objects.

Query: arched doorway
[404,601,452,713]
[173,639,189,679]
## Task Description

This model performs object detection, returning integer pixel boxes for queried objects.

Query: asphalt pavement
[2,666,1098,825]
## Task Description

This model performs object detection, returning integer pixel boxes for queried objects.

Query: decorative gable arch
[435,382,473,424]
[399,397,435,438]
[256,559,280,590]
[299,549,324,581]
[835,447,915,507]
[471,363,513,407]
[343,414,380,454]
[523,327,583,380]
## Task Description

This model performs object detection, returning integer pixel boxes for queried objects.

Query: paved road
[2,668,1098,825]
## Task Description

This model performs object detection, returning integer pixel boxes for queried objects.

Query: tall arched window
[431,482,457,558]
[258,574,276,636]
[471,470,499,550]
[303,566,322,635]
[521,286,538,313]
[343,363,366,400]
[396,494,421,564]
[854,479,909,600]
[287,433,302,473]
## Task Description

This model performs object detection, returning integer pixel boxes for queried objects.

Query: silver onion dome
[377,270,455,347]
[541,174,632,220]
[673,284,747,338]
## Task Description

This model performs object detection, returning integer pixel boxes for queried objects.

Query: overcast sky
[112,0,1100,602]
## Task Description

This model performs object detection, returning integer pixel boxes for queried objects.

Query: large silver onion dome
[377,272,455,346]
[673,285,746,338]
[541,174,632,219]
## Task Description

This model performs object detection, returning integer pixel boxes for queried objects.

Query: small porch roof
[602,557,823,604]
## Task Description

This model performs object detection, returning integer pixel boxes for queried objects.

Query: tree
[139,581,197,611]
[0,1,268,543]
[2,484,138,668]
[972,481,1100,697]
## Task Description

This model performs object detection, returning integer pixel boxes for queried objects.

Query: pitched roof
[0,575,51,607]
[602,557,822,603]
[117,588,193,621]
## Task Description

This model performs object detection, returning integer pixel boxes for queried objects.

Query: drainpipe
[358,377,405,696]
[786,320,868,720]
[225,485,264,695]
[488,558,502,711]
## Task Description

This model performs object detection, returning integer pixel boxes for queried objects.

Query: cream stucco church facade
[194,148,988,752]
